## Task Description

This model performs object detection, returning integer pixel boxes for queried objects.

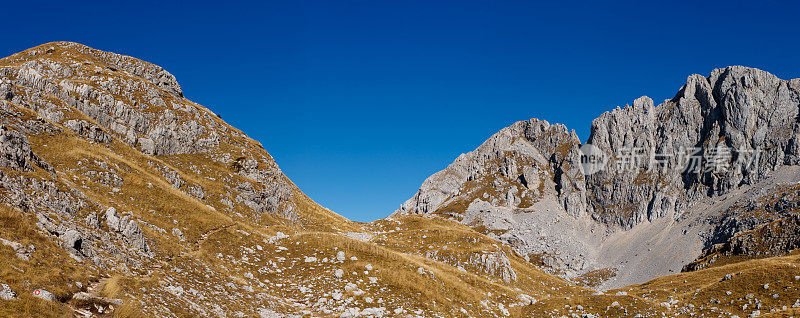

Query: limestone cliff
[396,66,800,287]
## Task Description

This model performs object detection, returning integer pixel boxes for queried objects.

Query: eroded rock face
[468,250,517,283]
[394,118,585,218]
[399,66,800,229]
[683,176,800,271]
[587,66,800,228]
[0,126,47,172]
[396,66,800,286]
[63,119,112,143]
[393,119,600,277]
[1,42,216,156]
[105,207,149,253]
[0,42,310,288]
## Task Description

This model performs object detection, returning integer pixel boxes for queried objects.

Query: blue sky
[3,1,799,221]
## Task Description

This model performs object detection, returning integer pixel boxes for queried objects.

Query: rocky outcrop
[587,66,800,228]
[393,119,599,277]
[394,118,585,218]
[0,126,49,172]
[468,251,518,283]
[105,207,149,253]
[0,41,302,222]
[682,177,800,271]
[0,283,15,300]
[0,42,310,288]
[397,66,800,286]
[234,157,298,220]
[727,215,800,255]
[63,119,112,143]
[32,289,56,302]
[1,42,217,156]
[0,237,33,261]
[402,66,800,229]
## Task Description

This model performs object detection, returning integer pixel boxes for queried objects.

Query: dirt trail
[70,277,113,317]
[197,223,237,249]
[86,277,109,297]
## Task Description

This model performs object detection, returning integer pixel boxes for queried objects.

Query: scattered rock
[172,228,184,241]
[0,237,32,260]
[72,292,123,306]
[32,289,56,302]
[0,283,16,300]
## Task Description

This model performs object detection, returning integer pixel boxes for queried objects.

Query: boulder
[0,283,16,300]
[32,289,56,302]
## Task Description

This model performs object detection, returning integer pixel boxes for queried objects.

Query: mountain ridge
[395,65,800,289]
[2,42,800,317]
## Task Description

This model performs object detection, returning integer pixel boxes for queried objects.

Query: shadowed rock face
[396,65,800,287]
[0,126,47,172]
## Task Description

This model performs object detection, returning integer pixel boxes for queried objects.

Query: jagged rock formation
[397,66,800,288]
[587,67,800,228]
[3,42,800,317]
[683,171,800,271]
[0,41,660,318]
[0,126,51,172]
[396,118,586,217]
[393,119,603,278]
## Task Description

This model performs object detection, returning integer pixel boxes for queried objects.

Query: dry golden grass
[574,267,618,288]
[0,205,96,317]
[621,251,800,316]
[0,42,359,315]
[180,213,593,316]
[5,41,800,317]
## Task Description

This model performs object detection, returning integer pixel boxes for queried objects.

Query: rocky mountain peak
[0,42,355,249]
[2,42,800,317]
[22,41,183,97]
[394,117,586,218]
[586,65,800,228]
[398,65,800,288]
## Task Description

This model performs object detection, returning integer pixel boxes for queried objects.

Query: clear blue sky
[3,1,799,221]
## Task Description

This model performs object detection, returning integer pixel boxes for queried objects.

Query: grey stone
[63,119,112,143]
[0,283,15,300]
[105,207,124,232]
[0,126,47,172]
[32,289,56,302]
[0,237,32,260]
[72,292,123,306]
[469,250,517,283]
[60,229,83,251]
[122,220,148,252]
[395,66,800,287]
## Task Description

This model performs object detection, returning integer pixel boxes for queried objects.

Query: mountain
[1,42,800,317]
[396,66,800,289]
[0,42,591,317]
